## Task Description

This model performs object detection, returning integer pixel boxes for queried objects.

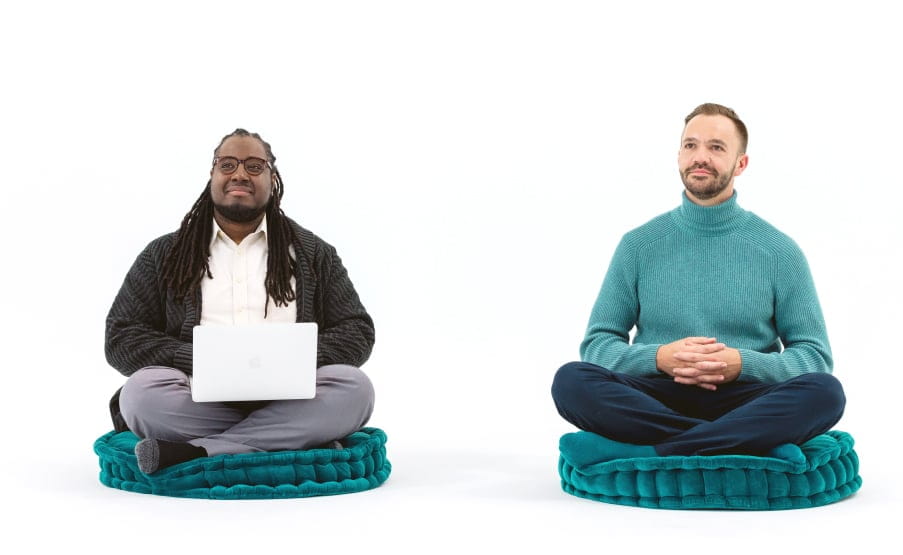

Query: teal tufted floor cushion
[95,427,391,499]
[559,430,860,510]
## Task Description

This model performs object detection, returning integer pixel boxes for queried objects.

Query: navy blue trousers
[551,361,845,456]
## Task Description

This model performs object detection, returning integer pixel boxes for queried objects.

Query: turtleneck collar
[671,190,749,236]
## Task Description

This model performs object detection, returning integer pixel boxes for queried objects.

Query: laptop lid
[191,322,318,402]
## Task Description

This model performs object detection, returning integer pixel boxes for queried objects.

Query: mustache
[225,179,254,192]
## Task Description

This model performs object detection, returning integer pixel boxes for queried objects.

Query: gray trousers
[118,365,374,456]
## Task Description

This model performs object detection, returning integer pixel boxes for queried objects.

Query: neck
[213,210,264,244]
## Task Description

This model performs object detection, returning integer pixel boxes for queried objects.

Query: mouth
[686,167,715,177]
[225,185,254,197]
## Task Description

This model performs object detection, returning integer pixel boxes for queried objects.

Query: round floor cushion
[95,427,391,499]
[558,430,860,510]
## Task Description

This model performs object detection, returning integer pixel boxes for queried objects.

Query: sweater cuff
[172,343,194,375]
[612,343,661,377]
[736,349,781,384]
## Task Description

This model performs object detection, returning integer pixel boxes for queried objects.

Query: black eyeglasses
[212,156,272,176]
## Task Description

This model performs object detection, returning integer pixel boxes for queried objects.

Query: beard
[212,199,269,223]
[680,163,732,200]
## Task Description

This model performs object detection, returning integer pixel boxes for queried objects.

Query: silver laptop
[191,322,318,402]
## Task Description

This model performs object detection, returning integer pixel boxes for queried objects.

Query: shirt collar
[210,215,268,249]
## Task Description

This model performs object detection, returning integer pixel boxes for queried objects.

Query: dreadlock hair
[161,129,297,314]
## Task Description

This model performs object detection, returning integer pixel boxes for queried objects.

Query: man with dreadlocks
[106,129,375,474]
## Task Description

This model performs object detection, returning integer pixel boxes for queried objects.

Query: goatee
[213,201,268,223]
[680,164,731,200]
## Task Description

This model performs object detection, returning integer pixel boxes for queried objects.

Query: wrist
[655,345,671,375]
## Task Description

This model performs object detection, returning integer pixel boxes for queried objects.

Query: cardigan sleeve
[313,242,375,368]
[105,238,194,376]
[579,237,660,376]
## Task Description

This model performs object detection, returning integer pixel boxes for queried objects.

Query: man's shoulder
[284,216,334,252]
[283,216,350,270]
[148,230,179,248]
[133,230,178,262]
[620,210,679,248]
[738,212,807,259]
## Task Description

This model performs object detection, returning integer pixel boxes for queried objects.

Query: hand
[672,346,742,390]
[657,337,742,391]
[657,337,725,374]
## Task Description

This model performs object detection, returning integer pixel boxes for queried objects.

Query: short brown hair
[684,103,748,153]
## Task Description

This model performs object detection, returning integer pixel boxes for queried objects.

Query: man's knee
[789,373,846,420]
[119,366,188,430]
[551,361,611,409]
[318,364,375,415]
[552,362,581,406]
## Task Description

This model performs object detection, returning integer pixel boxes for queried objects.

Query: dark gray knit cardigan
[105,218,375,429]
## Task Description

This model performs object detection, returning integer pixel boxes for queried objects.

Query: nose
[230,162,251,181]
[690,149,710,166]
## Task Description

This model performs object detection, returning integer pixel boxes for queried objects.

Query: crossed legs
[551,361,845,456]
[119,364,375,471]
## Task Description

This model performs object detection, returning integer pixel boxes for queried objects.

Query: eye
[247,161,265,173]
[683,142,695,149]
[219,160,237,171]
[712,144,725,152]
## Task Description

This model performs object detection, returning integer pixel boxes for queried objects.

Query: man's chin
[683,179,730,201]
[685,187,723,201]
[213,203,267,223]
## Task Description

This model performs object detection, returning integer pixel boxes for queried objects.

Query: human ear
[733,154,749,176]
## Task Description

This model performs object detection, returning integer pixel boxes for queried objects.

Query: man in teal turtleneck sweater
[551,103,845,458]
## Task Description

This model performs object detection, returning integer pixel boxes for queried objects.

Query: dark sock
[135,438,207,474]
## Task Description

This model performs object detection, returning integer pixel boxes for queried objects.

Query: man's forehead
[217,136,267,157]
[682,114,740,143]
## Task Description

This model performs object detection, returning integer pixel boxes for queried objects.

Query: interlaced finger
[674,376,717,390]
[674,351,727,364]
[673,368,725,383]
[682,342,726,354]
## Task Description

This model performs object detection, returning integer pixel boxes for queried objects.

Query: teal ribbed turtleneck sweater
[580,191,832,384]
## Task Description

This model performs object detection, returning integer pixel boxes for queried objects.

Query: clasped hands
[656,337,742,391]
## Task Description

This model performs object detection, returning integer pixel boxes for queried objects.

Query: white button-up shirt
[200,216,297,325]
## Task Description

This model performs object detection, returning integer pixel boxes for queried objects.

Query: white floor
[8,347,898,554]
[10,431,897,554]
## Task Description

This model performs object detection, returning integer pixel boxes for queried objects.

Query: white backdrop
[4,1,900,552]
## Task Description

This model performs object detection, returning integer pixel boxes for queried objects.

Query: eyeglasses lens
[216,157,268,176]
